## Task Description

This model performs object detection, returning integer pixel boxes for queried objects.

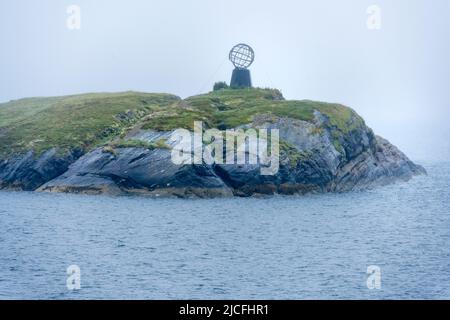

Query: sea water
[0,161,449,299]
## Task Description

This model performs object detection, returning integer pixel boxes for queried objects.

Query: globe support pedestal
[230,68,252,88]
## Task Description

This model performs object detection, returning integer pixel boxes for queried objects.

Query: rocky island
[0,88,425,197]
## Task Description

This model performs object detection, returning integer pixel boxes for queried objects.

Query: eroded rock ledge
[37,116,425,197]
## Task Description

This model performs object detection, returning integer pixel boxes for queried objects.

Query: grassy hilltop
[0,92,179,156]
[0,88,364,157]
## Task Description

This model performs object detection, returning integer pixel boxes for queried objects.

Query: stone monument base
[230,68,252,88]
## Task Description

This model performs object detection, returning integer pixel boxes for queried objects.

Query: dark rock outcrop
[38,147,233,198]
[33,113,425,198]
[0,148,82,191]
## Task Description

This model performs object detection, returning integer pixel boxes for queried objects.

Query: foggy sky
[1,0,449,161]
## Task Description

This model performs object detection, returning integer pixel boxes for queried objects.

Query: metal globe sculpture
[229,43,255,69]
[229,43,254,88]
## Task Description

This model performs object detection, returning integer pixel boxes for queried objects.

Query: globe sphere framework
[229,44,255,69]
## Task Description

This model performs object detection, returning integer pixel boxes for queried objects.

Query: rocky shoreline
[0,121,426,198]
[0,89,426,198]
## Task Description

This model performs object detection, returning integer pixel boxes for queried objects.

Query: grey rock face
[1,115,426,197]
[331,136,426,192]
[38,147,233,198]
[208,113,425,196]
[0,148,82,191]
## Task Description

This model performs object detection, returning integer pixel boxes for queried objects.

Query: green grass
[0,91,179,156]
[107,138,170,150]
[142,88,365,134]
[109,139,156,150]
[0,88,365,157]
[280,140,314,167]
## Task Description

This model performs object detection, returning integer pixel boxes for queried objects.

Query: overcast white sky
[1,0,449,161]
